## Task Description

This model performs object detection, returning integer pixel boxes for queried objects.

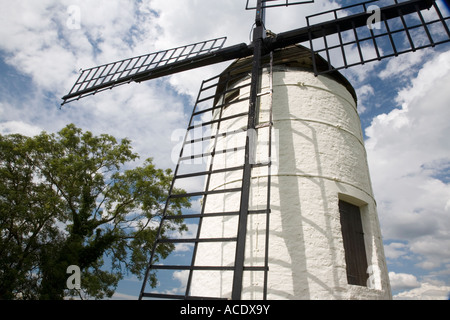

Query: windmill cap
[216,44,358,105]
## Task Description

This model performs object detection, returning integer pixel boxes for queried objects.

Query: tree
[0,124,190,299]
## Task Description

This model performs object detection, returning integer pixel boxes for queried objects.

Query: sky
[1,0,450,300]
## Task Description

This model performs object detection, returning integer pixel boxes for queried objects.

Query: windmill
[62,0,450,300]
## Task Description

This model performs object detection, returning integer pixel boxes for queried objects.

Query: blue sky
[1,0,450,300]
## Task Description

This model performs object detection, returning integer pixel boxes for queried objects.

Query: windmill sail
[62,0,448,105]
[61,37,251,105]
[246,1,450,75]
[303,0,450,74]
[267,0,446,48]
[139,54,274,300]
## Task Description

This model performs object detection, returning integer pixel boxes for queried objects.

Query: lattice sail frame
[305,0,450,74]
[139,54,275,300]
[61,37,227,105]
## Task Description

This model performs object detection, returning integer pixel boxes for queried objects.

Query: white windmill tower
[187,44,392,300]
[61,0,450,300]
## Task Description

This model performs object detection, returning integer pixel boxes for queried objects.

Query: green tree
[0,124,189,299]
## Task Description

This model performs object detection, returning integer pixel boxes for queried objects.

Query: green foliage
[0,124,190,299]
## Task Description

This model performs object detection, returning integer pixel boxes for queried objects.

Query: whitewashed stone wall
[189,66,392,300]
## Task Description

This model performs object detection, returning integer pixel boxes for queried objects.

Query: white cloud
[365,50,450,272]
[390,272,450,300]
[393,282,450,300]
[384,242,409,260]
[172,270,189,287]
[0,120,42,137]
[389,272,420,291]
[411,236,450,270]
[378,50,429,80]
[165,270,191,296]
[355,84,375,114]
[109,291,138,300]
[158,269,189,296]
